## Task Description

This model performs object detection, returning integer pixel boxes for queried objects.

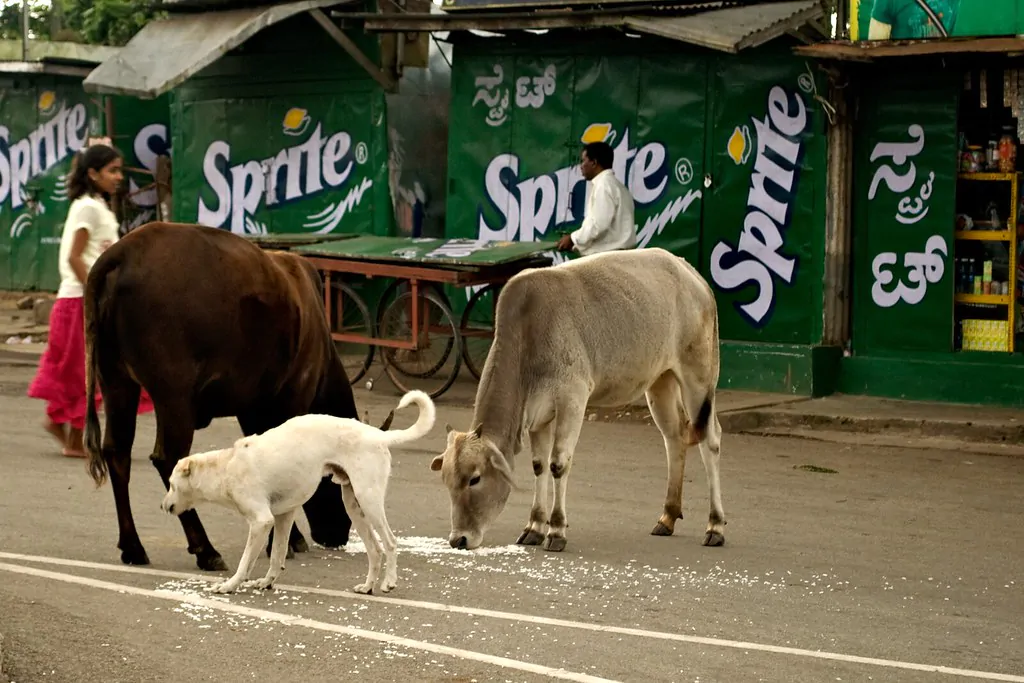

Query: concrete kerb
[2,351,1023,453]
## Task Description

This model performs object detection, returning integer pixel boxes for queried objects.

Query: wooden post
[822,65,853,350]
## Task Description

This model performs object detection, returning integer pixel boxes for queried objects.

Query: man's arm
[570,181,617,251]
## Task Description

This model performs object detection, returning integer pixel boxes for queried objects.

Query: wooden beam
[795,36,1024,61]
[309,9,397,91]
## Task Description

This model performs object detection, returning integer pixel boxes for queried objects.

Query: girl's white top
[56,195,120,299]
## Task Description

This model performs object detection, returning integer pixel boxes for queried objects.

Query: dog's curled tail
[381,390,436,447]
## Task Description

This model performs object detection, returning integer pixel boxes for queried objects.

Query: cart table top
[243,233,358,249]
[294,236,558,270]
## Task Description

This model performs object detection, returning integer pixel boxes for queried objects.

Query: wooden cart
[292,236,557,399]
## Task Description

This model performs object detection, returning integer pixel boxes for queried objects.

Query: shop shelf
[954,230,1014,241]
[954,293,1012,305]
[959,172,1019,182]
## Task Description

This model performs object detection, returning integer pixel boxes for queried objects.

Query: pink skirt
[28,296,154,430]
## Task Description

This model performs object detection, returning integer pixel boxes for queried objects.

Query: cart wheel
[376,279,452,329]
[330,280,375,386]
[460,283,500,381]
[379,289,462,399]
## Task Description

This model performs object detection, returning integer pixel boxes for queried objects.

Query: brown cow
[83,222,388,571]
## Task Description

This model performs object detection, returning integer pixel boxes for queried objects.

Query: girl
[28,143,154,457]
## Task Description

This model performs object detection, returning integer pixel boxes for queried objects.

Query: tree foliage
[0,0,163,46]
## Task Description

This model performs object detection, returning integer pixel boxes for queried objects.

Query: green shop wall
[445,34,830,394]
[105,93,172,232]
[0,76,102,291]
[843,65,1024,407]
[169,12,393,240]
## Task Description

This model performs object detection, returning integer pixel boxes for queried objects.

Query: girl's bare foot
[43,420,67,449]
[63,427,85,458]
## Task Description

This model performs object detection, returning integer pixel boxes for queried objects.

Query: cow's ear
[430,455,444,472]
[471,423,483,439]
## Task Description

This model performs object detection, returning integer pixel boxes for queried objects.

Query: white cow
[430,247,725,551]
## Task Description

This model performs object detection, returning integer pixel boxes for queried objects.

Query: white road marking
[0,561,617,683]
[2,551,1023,682]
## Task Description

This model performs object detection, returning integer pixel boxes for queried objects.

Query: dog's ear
[444,423,454,435]
[470,423,483,439]
[180,460,192,477]
[379,410,395,432]
[430,455,444,472]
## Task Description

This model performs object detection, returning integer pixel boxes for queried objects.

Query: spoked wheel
[378,288,462,399]
[459,283,500,380]
[375,279,452,330]
[329,280,375,385]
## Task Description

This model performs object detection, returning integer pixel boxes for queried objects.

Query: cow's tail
[379,390,435,447]
[84,255,116,487]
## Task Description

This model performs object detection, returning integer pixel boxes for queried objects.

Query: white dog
[161,390,435,595]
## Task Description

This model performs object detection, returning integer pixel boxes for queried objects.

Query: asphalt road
[0,372,1022,683]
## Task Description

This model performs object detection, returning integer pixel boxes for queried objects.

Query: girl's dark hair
[67,143,123,203]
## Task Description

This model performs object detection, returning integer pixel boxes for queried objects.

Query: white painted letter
[198,141,231,228]
[323,132,353,188]
[479,154,520,241]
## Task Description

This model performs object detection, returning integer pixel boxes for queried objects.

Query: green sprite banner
[107,94,171,232]
[446,50,706,265]
[171,89,391,238]
[703,56,826,344]
[446,42,826,344]
[0,80,101,291]
[852,71,958,353]
[852,0,1024,40]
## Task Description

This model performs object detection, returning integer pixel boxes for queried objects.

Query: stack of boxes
[961,319,1010,351]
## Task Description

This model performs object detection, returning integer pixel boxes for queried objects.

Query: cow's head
[161,456,202,516]
[431,423,516,550]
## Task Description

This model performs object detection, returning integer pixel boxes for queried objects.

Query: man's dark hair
[583,141,614,170]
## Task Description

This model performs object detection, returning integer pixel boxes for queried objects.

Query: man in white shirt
[556,141,637,256]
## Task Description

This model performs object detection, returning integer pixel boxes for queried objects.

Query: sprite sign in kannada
[447,47,825,343]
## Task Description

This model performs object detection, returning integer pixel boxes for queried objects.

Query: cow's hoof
[311,530,350,550]
[542,535,566,552]
[702,531,725,547]
[290,536,309,554]
[516,529,545,546]
[651,522,674,537]
[120,546,150,566]
[197,552,228,572]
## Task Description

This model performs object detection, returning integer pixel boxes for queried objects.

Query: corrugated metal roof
[82,0,354,99]
[625,0,823,53]
[439,0,738,11]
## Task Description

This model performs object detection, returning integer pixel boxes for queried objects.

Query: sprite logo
[1,94,90,239]
[479,122,688,244]
[198,106,373,235]
[709,85,811,327]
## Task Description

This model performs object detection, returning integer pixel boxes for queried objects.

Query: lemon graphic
[282,107,311,136]
[727,125,752,166]
[580,123,614,145]
[38,91,56,115]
